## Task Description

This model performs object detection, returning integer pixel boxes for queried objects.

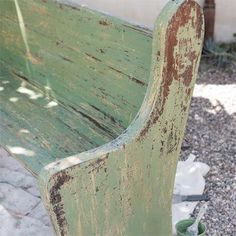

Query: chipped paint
[49,172,73,236]
[1,0,204,235]
[37,0,204,235]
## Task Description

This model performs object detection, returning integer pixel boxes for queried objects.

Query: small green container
[175,219,206,236]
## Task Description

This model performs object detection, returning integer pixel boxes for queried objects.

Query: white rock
[26,185,41,198]
[28,202,52,227]
[0,183,40,215]
[0,147,28,173]
[0,168,37,189]
[0,205,18,236]
[0,167,40,197]
[14,216,54,236]
[0,206,53,236]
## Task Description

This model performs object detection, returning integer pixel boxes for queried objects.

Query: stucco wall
[66,0,236,42]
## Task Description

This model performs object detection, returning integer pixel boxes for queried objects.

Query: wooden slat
[0,64,125,174]
[0,0,152,128]
[0,0,154,175]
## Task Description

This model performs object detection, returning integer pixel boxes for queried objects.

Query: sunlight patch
[14,0,30,56]
[44,86,51,91]
[7,146,35,157]
[45,100,58,108]
[19,129,30,134]
[193,84,236,115]
[9,97,19,102]
[45,156,82,172]
[2,81,9,84]
[17,86,43,100]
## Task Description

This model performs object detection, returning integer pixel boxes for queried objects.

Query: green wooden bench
[0,0,204,235]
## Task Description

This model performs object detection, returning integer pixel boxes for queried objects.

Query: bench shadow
[181,95,236,161]
[180,87,235,234]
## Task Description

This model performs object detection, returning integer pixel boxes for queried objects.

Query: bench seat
[1,64,121,174]
[0,0,152,175]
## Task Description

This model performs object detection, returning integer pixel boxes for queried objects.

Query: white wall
[66,0,235,42]
[214,0,236,42]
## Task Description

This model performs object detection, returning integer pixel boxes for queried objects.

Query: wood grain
[37,0,204,235]
[1,0,204,235]
[0,0,152,175]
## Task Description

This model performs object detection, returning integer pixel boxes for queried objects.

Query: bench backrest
[0,0,152,130]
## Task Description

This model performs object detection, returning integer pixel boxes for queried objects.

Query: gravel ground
[180,60,236,236]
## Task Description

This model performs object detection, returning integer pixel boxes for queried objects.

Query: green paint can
[175,219,206,236]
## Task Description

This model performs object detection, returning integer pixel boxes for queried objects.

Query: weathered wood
[36,0,204,235]
[0,0,152,129]
[1,62,129,174]
[1,0,204,234]
[0,0,153,174]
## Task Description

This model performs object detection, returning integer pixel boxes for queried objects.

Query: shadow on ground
[180,61,236,235]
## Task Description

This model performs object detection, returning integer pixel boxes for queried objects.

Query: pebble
[181,61,236,236]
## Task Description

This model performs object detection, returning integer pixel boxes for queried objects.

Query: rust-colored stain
[86,153,109,174]
[137,0,203,141]
[99,20,111,26]
[26,52,41,64]
[49,172,73,236]
[32,4,47,15]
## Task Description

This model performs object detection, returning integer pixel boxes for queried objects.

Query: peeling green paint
[0,0,204,235]
[0,0,152,174]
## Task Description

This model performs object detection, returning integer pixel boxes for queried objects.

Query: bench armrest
[39,1,204,235]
